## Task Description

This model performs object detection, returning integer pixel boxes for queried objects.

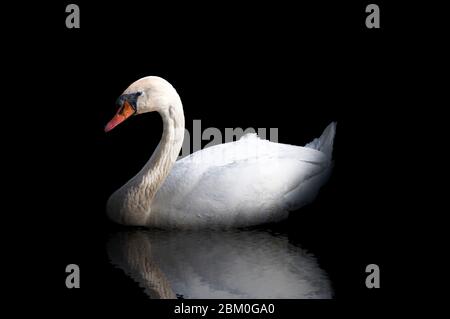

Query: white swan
[105,76,336,228]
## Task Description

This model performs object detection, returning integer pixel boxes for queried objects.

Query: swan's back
[150,122,336,228]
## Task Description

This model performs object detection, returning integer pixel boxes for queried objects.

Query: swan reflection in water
[107,229,333,299]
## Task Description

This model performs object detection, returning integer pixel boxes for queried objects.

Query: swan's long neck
[109,98,185,226]
[140,104,185,199]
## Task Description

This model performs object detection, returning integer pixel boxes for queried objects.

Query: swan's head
[105,76,179,132]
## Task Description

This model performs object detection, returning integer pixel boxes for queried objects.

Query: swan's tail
[305,122,336,158]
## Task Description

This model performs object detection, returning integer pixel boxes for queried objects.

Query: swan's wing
[152,143,328,228]
[151,123,336,228]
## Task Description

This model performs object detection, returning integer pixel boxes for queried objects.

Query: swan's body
[106,76,336,228]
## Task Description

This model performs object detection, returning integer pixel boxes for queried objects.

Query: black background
[8,0,419,316]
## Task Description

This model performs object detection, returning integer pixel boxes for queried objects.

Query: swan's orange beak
[105,100,136,132]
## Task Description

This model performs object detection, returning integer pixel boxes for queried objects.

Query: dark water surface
[107,228,333,299]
